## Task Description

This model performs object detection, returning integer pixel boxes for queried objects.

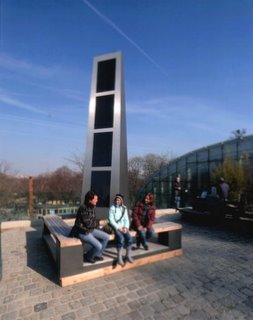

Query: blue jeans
[136,227,154,247]
[175,196,181,209]
[78,229,109,260]
[114,229,133,249]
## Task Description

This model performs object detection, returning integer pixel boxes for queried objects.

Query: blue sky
[1,0,253,176]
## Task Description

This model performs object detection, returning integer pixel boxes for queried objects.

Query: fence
[0,192,80,222]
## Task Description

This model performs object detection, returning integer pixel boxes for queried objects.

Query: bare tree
[0,160,11,174]
[34,166,82,203]
[142,153,171,181]
[128,152,174,204]
[0,161,28,211]
[128,157,145,201]
[0,161,16,195]
[65,152,85,173]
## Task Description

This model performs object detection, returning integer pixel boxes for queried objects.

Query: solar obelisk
[82,51,128,218]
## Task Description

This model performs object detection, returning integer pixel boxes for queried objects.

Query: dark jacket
[131,202,156,230]
[69,204,99,237]
[173,181,182,197]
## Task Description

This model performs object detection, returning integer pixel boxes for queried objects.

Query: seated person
[109,194,133,266]
[69,190,109,264]
[131,193,156,251]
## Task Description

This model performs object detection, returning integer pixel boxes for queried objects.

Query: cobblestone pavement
[0,215,253,320]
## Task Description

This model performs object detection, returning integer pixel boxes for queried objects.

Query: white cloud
[126,94,253,154]
[0,113,86,130]
[0,53,59,79]
[0,53,88,103]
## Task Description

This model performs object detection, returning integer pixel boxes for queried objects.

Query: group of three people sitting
[69,191,156,266]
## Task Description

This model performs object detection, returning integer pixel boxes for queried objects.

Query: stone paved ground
[0,214,253,320]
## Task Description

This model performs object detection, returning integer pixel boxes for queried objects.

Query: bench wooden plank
[43,215,82,247]
[43,215,71,237]
[153,222,182,232]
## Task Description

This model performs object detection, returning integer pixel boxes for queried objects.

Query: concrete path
[0,214,253,320]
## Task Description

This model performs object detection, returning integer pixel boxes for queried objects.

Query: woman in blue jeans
[109,194,133,266]
[69,190,109,264]
[131,193,156,251]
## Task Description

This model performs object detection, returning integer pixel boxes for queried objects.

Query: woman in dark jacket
[131,193,156,250]
[69,190,109,263]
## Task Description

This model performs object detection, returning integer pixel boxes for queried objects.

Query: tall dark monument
[82,52,128,218]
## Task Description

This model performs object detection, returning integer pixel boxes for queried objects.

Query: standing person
[69,190,109,264]
[218,177,230,201]
[131,193,156,251]
[174,176,182,211]
[109,194,133,266]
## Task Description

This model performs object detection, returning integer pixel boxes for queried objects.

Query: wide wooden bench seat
[42,214,182,287]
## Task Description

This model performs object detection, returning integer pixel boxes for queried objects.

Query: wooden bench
[42,214,182,287]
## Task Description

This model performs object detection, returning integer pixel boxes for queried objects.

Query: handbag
[102,220,115,235]
[102,206,126,235]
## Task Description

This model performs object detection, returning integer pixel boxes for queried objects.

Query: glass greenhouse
[136,135,253,209]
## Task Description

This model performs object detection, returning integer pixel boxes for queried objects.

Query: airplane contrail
[82,0,169,78]
[0,93,49,116]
